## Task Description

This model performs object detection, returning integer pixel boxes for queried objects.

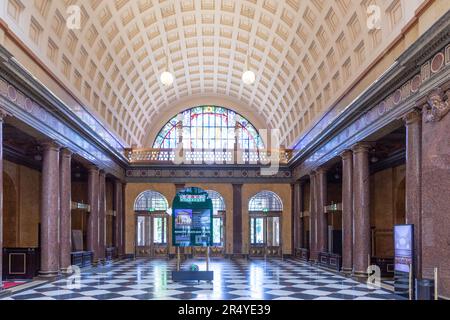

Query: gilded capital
[422,88,449,123]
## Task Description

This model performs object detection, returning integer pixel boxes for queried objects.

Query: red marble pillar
[296,182,305,249]
[39,141,61,277]
[114,180,123,258]
[0,111,5,290]
[341,150,353,274]
[404,109,422,278]
[316,168,328,255]
[98,170,106,262]
[87,165,99,263]
[352,143,371,277]
[59,148,72,273]
[309,172,317,261]
[121,183,126,256]
[232,184,243,255]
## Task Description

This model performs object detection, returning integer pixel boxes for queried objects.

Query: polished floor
[2,258,401,300]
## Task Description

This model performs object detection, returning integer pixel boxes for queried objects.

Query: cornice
[0,44,128,166]
[289,10,450,169]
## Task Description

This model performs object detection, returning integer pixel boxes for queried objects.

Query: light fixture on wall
[160,50,174,87]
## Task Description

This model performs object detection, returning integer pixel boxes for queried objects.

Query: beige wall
[3,160,41,248]
[124,182,292,255]
[124,183,176,254]
[370,165,406,258]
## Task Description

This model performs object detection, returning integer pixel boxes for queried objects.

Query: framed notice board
[172,187,213,247]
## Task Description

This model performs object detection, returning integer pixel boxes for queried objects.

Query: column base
[38,270,60,278]
[352,271,368,279]
[341,267,353,275]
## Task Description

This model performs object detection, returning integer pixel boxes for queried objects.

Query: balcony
[125,148,292,166]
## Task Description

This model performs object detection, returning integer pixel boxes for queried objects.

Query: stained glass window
[249,191,283,212]
[134,190,169,212]
[153,106,264,150]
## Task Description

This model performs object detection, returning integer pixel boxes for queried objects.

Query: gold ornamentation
[423,88,450,123]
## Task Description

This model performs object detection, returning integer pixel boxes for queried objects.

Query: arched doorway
[248,191,283,258]
[134,190,169,257]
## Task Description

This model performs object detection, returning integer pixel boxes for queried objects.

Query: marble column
[316,168,328,255]
[114,180,123,258]
[0,111,5,290]
[87,165,100,263]
[59,148,72,273]
[352,143,371,277]
[296,182,305,249]
[309,172,317,261]
[404,109,422,278]
[232,184,243,255]
[291,184,296,252]
[39,141,61,277]
[121,183,126,256]
[98,170,106,262]
[341,150,353,274]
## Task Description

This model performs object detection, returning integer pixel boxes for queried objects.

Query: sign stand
[177,247,180,271]
[206,246,210,271]
[171,187,214,283]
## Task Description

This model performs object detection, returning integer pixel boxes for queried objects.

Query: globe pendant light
[160,71,174,86]
[160,50,174,87]
[242,50,255,85]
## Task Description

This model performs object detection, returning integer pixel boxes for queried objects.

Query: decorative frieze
[125,166,292,182]
[293,43,450,178]
[0,76,124,179]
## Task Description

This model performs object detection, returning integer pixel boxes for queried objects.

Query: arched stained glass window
[153,106,264,150]
[249,191,283,212]
[206,190,226,213]
[134,190,169,212]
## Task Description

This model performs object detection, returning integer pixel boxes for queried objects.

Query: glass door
[249,214,281,257]
[152,214,168,256]
[135,213,168,257]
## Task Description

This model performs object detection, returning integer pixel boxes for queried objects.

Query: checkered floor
[2,258,402,300]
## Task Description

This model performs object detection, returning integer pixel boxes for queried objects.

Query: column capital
[99,169,107,177]
[402,108,422,125]
[40,140,61,151]
[421,87,450,123]
[87,164,99,173]
[316,166,327,175]
[60,148,73,158]
[0,108,9,121]
[352,142,373,154]
[340,149,353,160]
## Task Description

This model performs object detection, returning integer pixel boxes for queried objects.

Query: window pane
[137,216,146,246]
[153,106,264,150]
[153,217,165,244]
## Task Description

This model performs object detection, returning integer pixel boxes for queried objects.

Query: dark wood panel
[2,248,40,280]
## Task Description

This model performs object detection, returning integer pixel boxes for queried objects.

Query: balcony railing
[125,148,292,165]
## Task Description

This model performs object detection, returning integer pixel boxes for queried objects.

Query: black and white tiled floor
[2,258,402,300]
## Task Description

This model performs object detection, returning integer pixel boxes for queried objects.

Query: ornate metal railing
[125,148,292,165]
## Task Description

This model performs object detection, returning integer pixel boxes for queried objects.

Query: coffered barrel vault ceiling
[0,0,425,148]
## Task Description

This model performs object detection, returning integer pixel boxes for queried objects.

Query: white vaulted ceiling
[0,0,424,148]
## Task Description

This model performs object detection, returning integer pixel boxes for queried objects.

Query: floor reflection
[3,258,402,300]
